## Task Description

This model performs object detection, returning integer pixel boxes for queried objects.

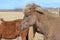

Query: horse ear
[0,18,5,22]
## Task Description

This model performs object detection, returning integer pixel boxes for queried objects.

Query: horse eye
[25,14,31,17]
[29,8,31,10]
[25,15,29,17]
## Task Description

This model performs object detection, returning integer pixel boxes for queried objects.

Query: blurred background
[0,0,60,9]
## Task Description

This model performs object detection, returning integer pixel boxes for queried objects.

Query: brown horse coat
[0,19,28,40]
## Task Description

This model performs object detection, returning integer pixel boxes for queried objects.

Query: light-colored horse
[20,3,60,40]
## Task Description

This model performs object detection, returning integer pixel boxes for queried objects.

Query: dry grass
[0,12,24,21]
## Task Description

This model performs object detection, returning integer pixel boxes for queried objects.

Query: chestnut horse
[0,19,28,40]
[20,4,60,40]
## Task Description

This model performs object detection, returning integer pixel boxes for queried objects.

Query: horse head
[20,3,45,30]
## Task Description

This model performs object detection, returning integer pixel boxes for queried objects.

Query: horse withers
[20,4,60,40]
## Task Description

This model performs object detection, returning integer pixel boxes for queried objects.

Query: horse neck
[35,13,53,36]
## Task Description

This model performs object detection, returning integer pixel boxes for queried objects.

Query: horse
[20,4,60,40]
[0,19,28,40]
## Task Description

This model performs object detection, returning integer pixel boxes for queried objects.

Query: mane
[35,10,44,14]
[24,3,49,15]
